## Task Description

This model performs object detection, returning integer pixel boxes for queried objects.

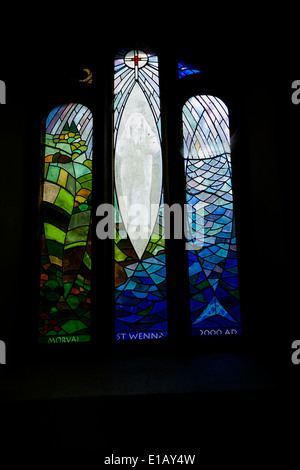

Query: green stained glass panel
[55,187,74,214]
[39,103,93,344]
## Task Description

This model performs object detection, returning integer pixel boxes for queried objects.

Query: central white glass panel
[115,83,162,259]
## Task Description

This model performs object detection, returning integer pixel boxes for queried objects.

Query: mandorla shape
[115,84,162,259]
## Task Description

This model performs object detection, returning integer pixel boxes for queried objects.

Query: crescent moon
[79,69,92,84]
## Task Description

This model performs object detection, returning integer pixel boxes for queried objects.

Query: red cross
[131,54,141,66]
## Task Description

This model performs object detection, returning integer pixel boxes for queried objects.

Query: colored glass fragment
[178,61,202,78]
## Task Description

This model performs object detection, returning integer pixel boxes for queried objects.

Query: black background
[0,12,299,459]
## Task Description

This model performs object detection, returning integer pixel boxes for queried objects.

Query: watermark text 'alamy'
[95,201,205,251]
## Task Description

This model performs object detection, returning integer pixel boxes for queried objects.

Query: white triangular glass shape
[115,83,162,259]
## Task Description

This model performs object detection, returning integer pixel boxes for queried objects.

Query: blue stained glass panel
[182,95,242,337]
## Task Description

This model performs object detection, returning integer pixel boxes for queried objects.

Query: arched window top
[45,103,93,161]
[114,47,161,142]
[182,95,230,159]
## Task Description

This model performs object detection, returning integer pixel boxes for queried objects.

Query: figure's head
[130,113,144,130]
[123,113,152,140]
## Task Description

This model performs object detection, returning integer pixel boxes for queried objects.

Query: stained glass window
[39,103,93,344]
[38,50,243,346]
[182,95,242,336]
[113,47,168,340]
[178,61,201,79]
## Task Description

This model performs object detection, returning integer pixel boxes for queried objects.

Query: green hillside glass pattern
[39,103,93,344]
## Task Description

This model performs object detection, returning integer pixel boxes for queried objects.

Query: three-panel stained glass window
[39,47,241,343]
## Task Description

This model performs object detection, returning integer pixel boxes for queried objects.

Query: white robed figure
[115,85,162,259]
